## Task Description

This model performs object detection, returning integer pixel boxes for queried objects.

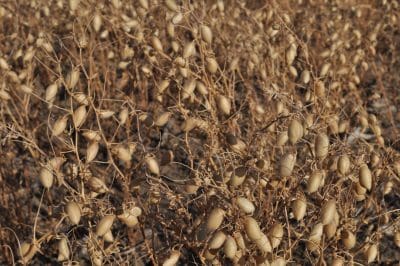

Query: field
[0,0,400,265]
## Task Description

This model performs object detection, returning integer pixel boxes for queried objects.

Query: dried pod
[52,116,68,136]
[49,157,65,171]
[307,223,323,251]
[182,78,196,100]
[277,131,289,146]
[162,250,180,266]
[292,197,307,221]
[19,85,33,94]
[19,242,38,264]
[280,153,296,177]
[244,217,262,241]
[88,177,108,193]
[288,119,303,144]
[320,62,331,77]
[324,221,338,239]
[338,155,350,175]
[255,233,272,254]
[93,13,102,32]
[268,224,284,249]
[206,208,225,232]
[365,244,378,264]
[103,230,114,243]
[57,237,70,261]
[0,90,10,101]
[235,197,255,214]
[206,57,218,73]
[66,68,80,89]
[183,41,195,58]
[39,166,53,188]
[394,231,400,247]
[118,212,139,227]
[155,112,171,127]
[300,70,311,84]
[66,202,81,225]
[82,130,101,142]
[196,81,208,95]
[216,95,231,115]
[341,230,356,249]
[359,164,372,191]
[45,83,58,104]
[383,180,393,195]
[73,105,87,128]
[230,167,246,187]
[114,145,132,163]
[69,0,80,11]
[201,25,212,44]
[98,109,115,119]
[119,107,129,124]
[224,236,237,260]
[73,92,89,105]
[145,156,160,176]
[315,133,329,159]
[209,231,226,249]
[151,36,163,53]
[86,141,99,163]
[321,200,336,225]
[307,170,323,193]
[165,0,178,11]
[96,215,115,236]
[139,0,149,9]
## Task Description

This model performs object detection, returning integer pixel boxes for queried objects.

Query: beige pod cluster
[244,217,272,254]
[280,153,296,177]
[223,236,237,260]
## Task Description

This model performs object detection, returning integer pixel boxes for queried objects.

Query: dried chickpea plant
[1,0,400,265]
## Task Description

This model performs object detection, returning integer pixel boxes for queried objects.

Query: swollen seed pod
[359,164,372,191]
[315,133,329,159]
[139,0,149,9]
[88,177,108,193]
[224,236,237,260]
[268,224,284,249]
[307,223,323,252]
[69,0,80,11]
[119,107,129,125]
[73,105,87,128]
[114,145,132,163]
[66,202,81,225]
[103,230,114,243]
[19,85,33,94]
[324,221,337,239]
[320,62,331,77]
[288,119,303,144]
[244,217,262,241]
[307,171,323,193]
[365,244,378,264]
[201,25,212,44]
[93,13,102,32]
[155,112,171,127]
[172,13,183,24]
[255,233,272,254]
[338,155,350,175]
[196,81,208,95]
[235,197,255,214]
[82,130,101,142]
[0,57,9,70]
[183,41,195,58]
[206,208,225,232]
[341,230,356,249]
[230,167,246,187]
[280,153,296,177]
[19,242,38,264]
[57,237,70,262]
[118,212,139,227]
[206,57,218,73]
[98,110,115,119]
[39,166,53,188]
[52,116,68,136]
[300,70,311,84]
[0,90,10,101]
[165,0,178,11]
[151,36,163,53]
[96,215,115,237]
[217,95,231,115]
[86,141,99,163]
[73,92,89,105]
[162,250,180,266]
[292,197,307,221]
[182,78,196,100]
[45,83,58,104]
[277,131,289,147]
[321,200,336,225]
[209,231,226,249]
[394,231,400,247]
[66,68,80,89]
[145,156,160,176]
[49,157,65,171]
[286,45,297,66]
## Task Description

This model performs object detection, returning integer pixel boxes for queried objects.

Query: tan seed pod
[394,231,400,247]
[57,237,70,261]
[145,156,160,176]
[307,223,323,251]
[172,13,183,24]
[114,145,132,163]
[209,231,226,249]
[196,81,208,95]
[52,116,68,136]
[182,78,196,100]
[255,233,272,254]
[119,107,129,125]
[280,153,296,177]
[69,0,80,11]
[66,202,81,225]
[45,83,58,104]
[73,105,87,128]
[86,141,99,163]
[19,85,33,94]
[365,244,378,263]
[19,242,38,264]
[183,41,195,58]
[324,221,337,239]
[138,0,149,9]
[292,197,307,221]
[224,236,237,260]
[39,166,53,188]
[268,224,284,249]
[321,200,336,225]
[0,57,9,70]
[162,250,180,266]
[96,215,115,236]
[230,167,246,187]
[271,257,286,266]
[103,230,114,243]
[82,130,101,142]
[151,36,163,53]
[315,133,329,159]
[66,68,80,89]
[383,180,393,195]
[93,13,102,32]
[315,80,325,98]
[359,164,372,191]
[244,217,262,241]
[216,95,231,115]
[155,112,171,127]
[0,90,10,101]
[338,155,350,175]
[288,66,298,78]
[73,92,89,105]
[49,157,66,171]
[165,0,178,11]
[300,69,311,84]
[118,212,139,227]
[181,117,199,132]
[320,62,331,77]
[88,177,108,193]
[286,45,297,66]
[206,57,218,73]
[235,197,255,214]
[166,22,175,38]
[277,131,289,147]
[98,109,115,119]
[288,119,303,144]
[341,230,356,249]
[206,208,225,232]
[307,170,323,193]
[201,25,212,44]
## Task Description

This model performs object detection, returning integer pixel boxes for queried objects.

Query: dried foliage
[1,0,400,265]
